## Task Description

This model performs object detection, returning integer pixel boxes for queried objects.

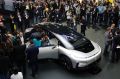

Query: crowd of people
[0,0,120,79]
[104,23,120,63]
[0,25,50,79]
[0,29,26,78]
[0,0,120,33]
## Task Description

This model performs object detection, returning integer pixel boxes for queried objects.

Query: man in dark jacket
[16,11,23,32]
[12,44,26,76]
[0,25,6,42]
[81,16,87,36]
[54,9,61,23]
[9,14,16,34]
[0,49,10,79]
[49,8,55,22]
[26,43,39,77]
[24,10,30,29]
[111,29,120,62]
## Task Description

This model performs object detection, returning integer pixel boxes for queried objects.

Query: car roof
[36,22,69,34]
[35,22,75,49]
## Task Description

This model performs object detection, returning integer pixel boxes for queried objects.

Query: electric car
[25,22,101,71]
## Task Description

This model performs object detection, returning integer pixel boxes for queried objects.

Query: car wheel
[59,56,73,71]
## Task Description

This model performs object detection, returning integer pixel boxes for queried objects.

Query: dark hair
[13,67,19,75]
[116,29,120,34]
[0,48,4,56]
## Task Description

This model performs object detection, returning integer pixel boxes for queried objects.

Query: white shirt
[65,5,69,11]
[76,6,80,14]
[20,36,24,45]
[18,15,22,22]
[26,5,29,10]
[11,72,23,79]
[66,11,71,19]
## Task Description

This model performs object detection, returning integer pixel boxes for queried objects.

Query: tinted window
[42,24,94,53]
[44,24,85,46]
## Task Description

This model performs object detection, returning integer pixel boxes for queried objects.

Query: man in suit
[12,42,26,77]
[9,14,16,34]
[52,1,60,10]
[54,9,61,23]
[0,26,6,42]
[104,27,112,56]
[81,16,87,36]
[49,7,55,22]
[24,10,30,29]
[26,41,39,77]
[111,29,120,62]
[0,49,10,79]
[16,11,23,32]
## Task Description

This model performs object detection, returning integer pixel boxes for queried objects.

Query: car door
[37,30,61,59]
[38,45,58,59]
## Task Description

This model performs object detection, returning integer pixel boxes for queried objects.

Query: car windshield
[44,24,87,47]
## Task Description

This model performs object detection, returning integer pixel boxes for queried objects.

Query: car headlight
[78,62,87,67]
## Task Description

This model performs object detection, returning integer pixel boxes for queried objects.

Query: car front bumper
[75,57,101,70]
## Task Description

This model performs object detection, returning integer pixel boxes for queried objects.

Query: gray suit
[104,31,112,54]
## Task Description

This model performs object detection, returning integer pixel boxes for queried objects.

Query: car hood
[70,41,101,58]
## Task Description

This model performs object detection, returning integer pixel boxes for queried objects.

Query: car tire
[59,55,73,71]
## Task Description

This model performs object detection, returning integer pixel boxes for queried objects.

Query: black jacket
[113,35,120,47]
[81,19,87,31]
[0,49,10,74]
[12,45,26,65]
[26,47,39,63]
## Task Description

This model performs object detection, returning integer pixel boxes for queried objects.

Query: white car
[25,22,102,71]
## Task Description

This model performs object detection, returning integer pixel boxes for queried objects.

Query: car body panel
[25,22,102,69]
[38,45,58,59]
[53,33,74,49]
[57,41,101,68]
